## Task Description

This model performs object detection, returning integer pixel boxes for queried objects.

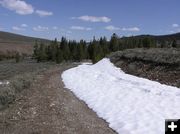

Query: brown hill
[0,31,51,56]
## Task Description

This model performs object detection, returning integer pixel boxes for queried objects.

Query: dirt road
[0,64,116,134]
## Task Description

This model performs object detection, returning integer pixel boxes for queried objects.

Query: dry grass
[0,59,56,80]
[108,48,180,87]
[0,73,35,109]
[0,59,56,109]
[109,48,180,65]
[0,43,33,56]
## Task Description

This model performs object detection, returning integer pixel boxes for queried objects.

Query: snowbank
[62,58,180,134]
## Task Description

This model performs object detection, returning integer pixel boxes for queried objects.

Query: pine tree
[91,37,98,63]
[87,42,93,60]
[56,48,63,63]
[90,37,104,63]
[37,43,47,62]
[77,40,88,61]
[69,40,78,61]
[99,37,109,56]
[109,33,119,52]
[33,41,39,59]
[172,40,177,48]
[76,40,84,61]
[142,37,151,48]
[15,52,21,63]
[47,38,58,61]
[60,37,70,61]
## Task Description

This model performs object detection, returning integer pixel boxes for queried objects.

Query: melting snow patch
[62,58,180,134]
[81,62,92,65]
[0,81,9,85]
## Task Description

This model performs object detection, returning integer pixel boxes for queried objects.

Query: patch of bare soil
[0,64,116,134]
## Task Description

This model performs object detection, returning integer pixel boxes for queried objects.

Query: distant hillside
[135,33,180,41]
[153,32,180,41]
[1,31,180,59]
[0,31,51,56]
[122,32,180,40]
[121,32,180,47]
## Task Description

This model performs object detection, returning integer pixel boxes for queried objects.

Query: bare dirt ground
[0,64,116,134]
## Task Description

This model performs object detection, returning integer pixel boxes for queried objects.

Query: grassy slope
[0,31,51,55]
[108,48,180,87]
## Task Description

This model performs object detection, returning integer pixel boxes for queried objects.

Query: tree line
[33,33,179,64]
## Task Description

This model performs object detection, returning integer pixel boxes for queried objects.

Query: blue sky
[0,0,180,41]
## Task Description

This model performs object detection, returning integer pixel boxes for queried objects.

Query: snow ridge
[62,58,180,134]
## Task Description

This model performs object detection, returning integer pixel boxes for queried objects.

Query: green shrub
[0,73,35,109]
[11,73,35,93]
[15,52,21,63]
[0,85,15,108]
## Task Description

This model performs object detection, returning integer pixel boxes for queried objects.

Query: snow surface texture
[0,81,9,85]
[62,58,180,134]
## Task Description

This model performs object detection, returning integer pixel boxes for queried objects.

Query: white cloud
[0,0,53,17]
[52,26,58,30]
[21,23,28,27]
[72,15,111,23]
[35,10,53,17]
[105,25,140,32]
[122,27,140,32]
[105,25,120,31]
[172,24,179,28]
[86,27,92,31]
[170,27,180,33]
[12,26,25,31]
[11,24,27,31]
[169,30,175,33]
[70,26,92,31]
[33,25,48,32]
[0,0,34,15]
[67,31,72,34]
